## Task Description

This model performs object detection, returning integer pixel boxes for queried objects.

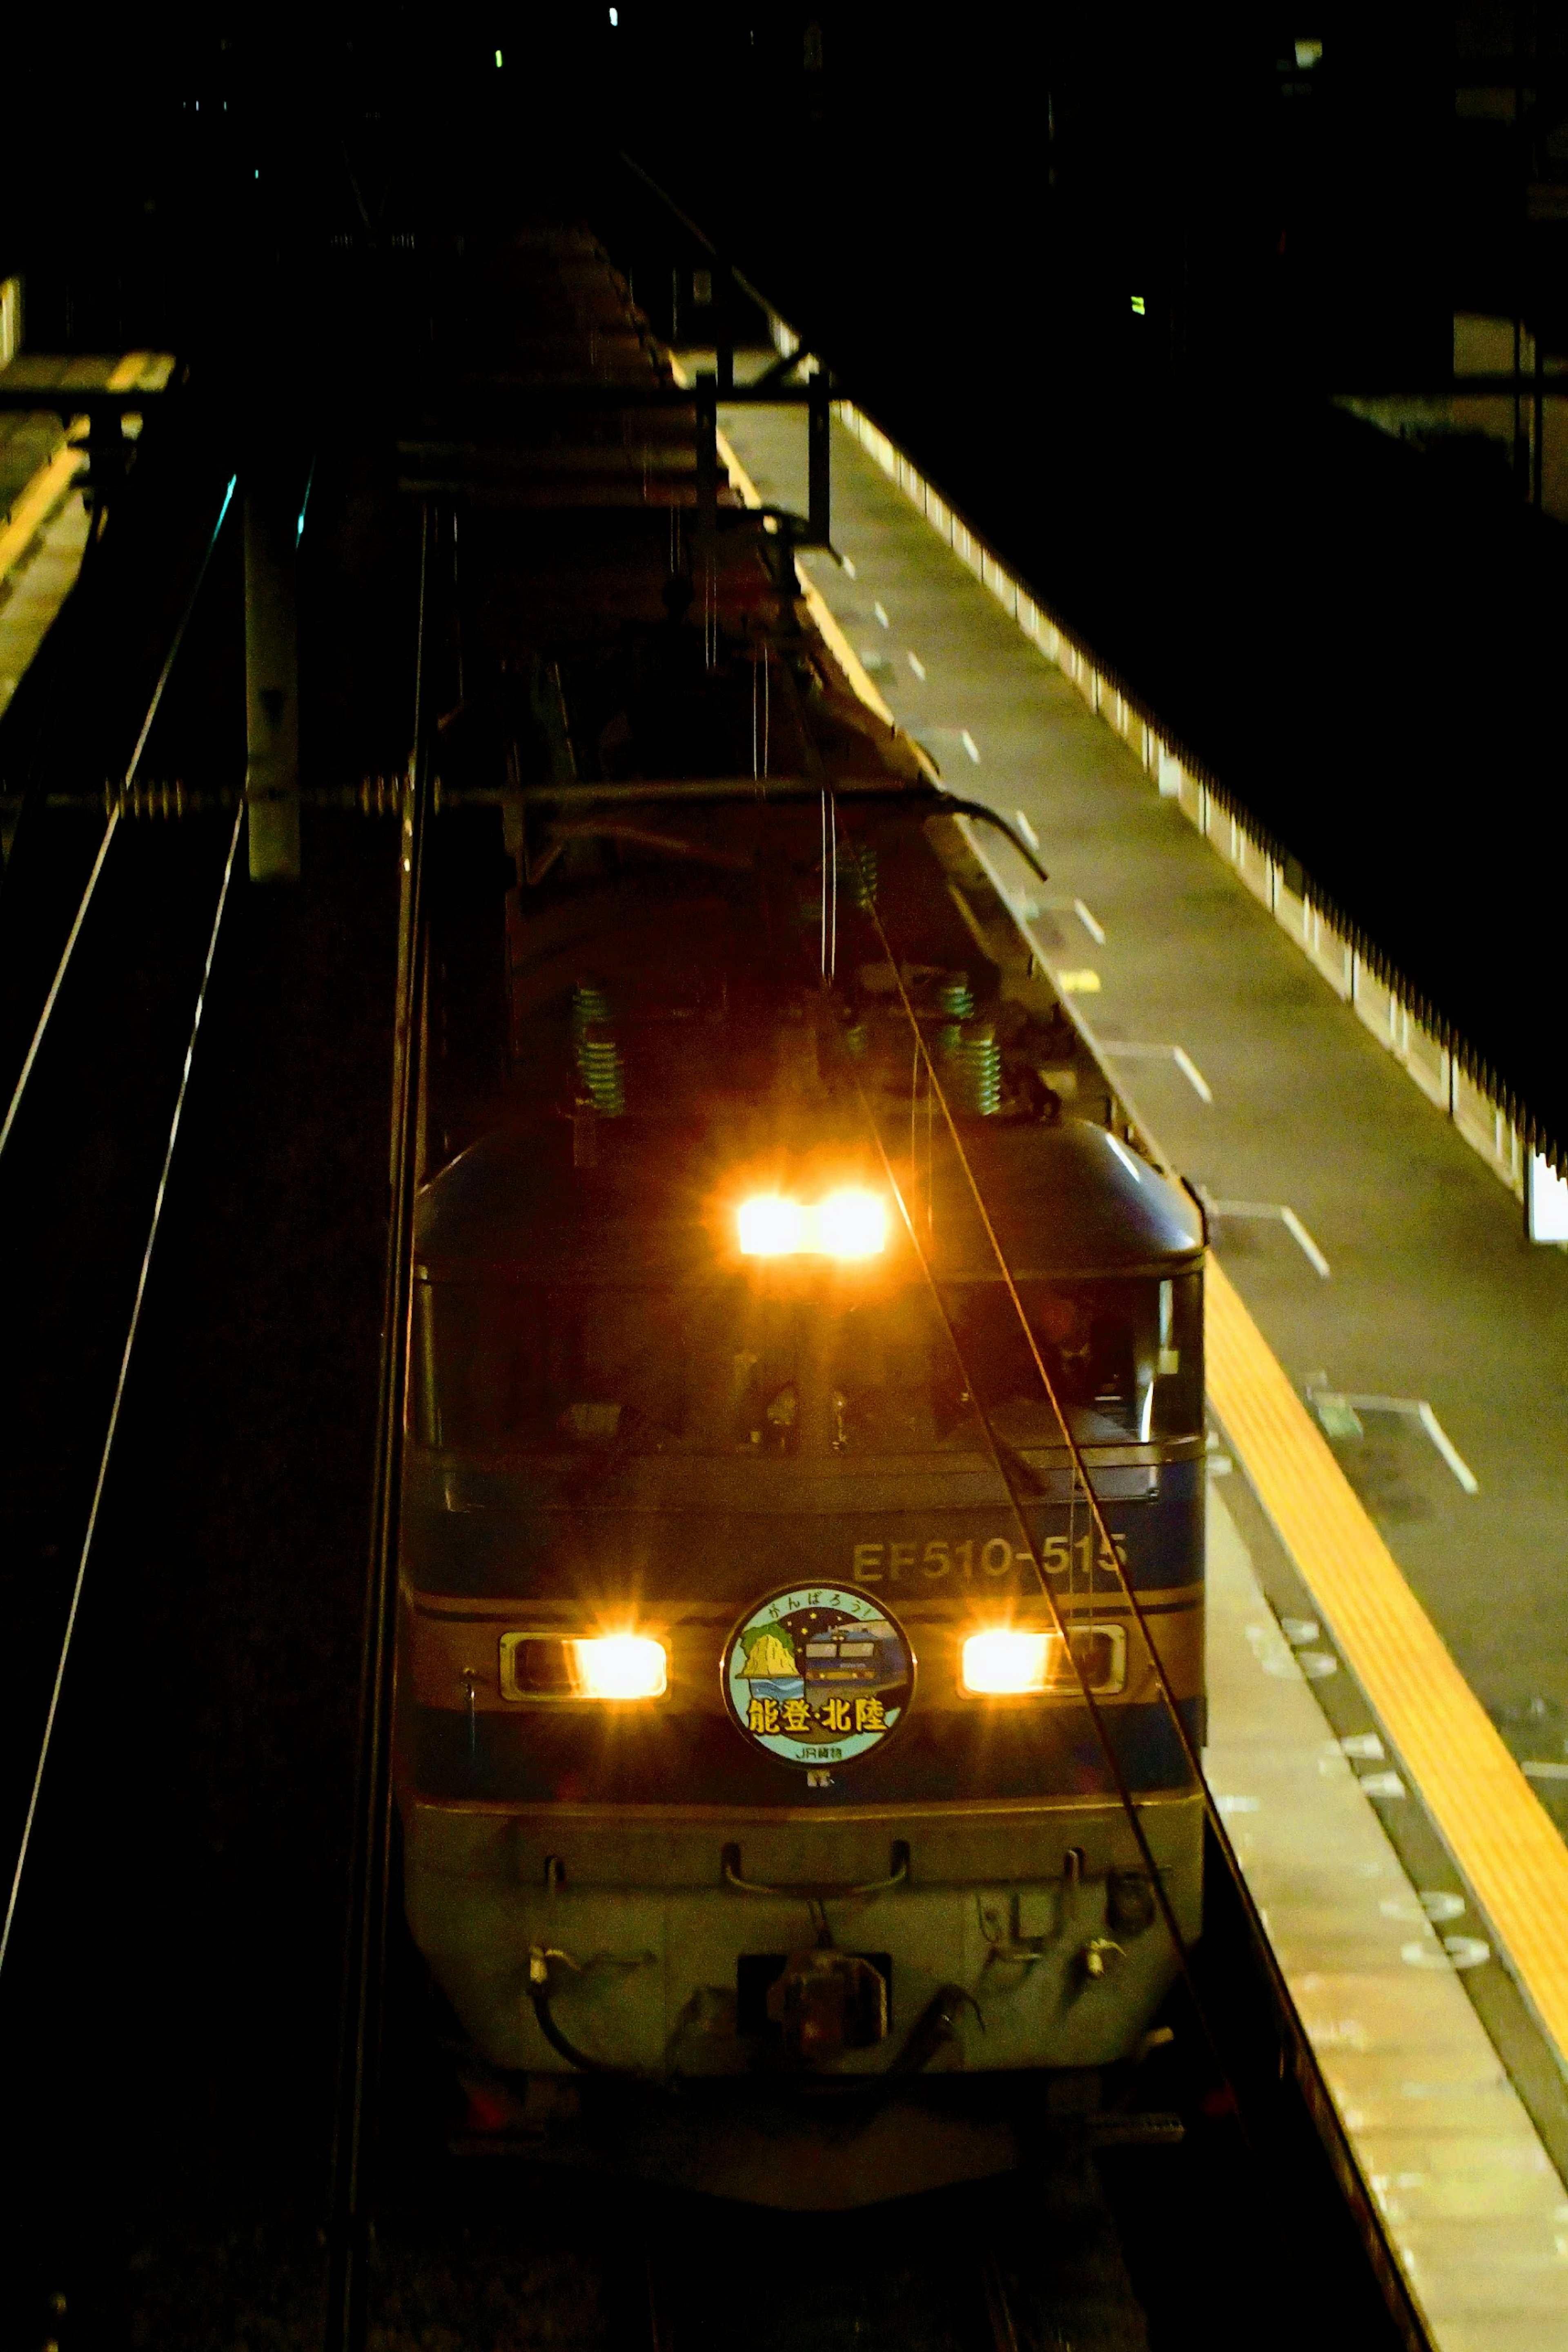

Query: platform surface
[0,352,172,720]
[1207,1474,1568,2352]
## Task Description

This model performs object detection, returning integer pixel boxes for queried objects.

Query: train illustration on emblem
[723,1585,915,1767]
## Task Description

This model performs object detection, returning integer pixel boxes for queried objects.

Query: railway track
[630,2165,1133,2352]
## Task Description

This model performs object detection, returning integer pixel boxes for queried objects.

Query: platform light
[1528,1153,1568,1244]
[962,1630,1053,1694]
[737,1188,888,1259]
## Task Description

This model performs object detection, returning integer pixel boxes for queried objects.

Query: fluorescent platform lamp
[1527,1153,1568,1244]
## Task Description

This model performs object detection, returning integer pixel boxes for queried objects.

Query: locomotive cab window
[944,1272,1203,1446]
[413,1269,1201,1457]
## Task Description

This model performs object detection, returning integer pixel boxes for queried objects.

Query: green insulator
[936,974,974,1020]
[572,981,612,1034]
[947,1023,1001,1116]
[848,844,878,912]
[840,1017,870,1059]
[575,1025,626,1117]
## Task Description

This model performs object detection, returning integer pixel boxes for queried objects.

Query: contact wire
[834,809,1292,2219]
[848,814,1215,1804]
[0,473,238,1168]
[0,799,246,1976]
[832,993,1292,2229]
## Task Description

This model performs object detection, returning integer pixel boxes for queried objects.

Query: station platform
[0,350,172,721]
[710,371,1568,2347]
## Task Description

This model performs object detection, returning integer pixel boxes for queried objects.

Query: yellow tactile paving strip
[1207,1253,1568,2071]
[0,439,82,580]
[0,351,160,582]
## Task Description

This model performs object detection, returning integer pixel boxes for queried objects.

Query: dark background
[3,2,1567,1143]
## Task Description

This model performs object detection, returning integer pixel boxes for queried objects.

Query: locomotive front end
[396,1071,1206,2113]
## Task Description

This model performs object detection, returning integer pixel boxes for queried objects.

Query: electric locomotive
[397,791,1205,2187]
[391,225,1205,2204]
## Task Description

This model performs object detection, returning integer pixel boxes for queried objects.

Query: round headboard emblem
[722,1585,914,1768]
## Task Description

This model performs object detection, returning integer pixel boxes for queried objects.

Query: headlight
[736,1187,888,1259]
[960,1623,1127,1698]
[814,1187,888,1259]
[499,1632,668,1701]
[570,1634,668,1700]
[961,1629,1054,1694]
[737,1194,807,1257]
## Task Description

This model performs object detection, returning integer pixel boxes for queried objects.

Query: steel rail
[0,799,246,1976]
[640,2217,677,2352]
[323,506,435,2352]
[977,2246,1022,2352]
[0,473,237,1166]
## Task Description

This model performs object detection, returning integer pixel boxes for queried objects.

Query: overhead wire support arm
[932,795,1050,886]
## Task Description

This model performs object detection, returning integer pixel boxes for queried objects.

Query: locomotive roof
[415,1115,1203,1282]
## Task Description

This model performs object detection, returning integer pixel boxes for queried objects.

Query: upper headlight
[737,1194,808,1257]
[814,1187,889,1259]
[736,1187,887,1260]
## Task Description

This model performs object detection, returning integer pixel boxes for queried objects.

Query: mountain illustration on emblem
[740,1625,797,1679]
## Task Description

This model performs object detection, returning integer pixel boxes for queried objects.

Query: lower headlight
[960,1623,1128,1697]
[500,1632,668,1701]
[570,1634,668,1700]
[961,1629,1053,1694]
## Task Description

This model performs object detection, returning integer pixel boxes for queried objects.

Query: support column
[245,480,300,881]
[693,372,718,562]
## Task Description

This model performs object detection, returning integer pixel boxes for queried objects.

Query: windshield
[414,1270,1202,1456]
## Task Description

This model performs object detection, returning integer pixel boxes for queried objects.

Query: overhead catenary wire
[833,805,1312,2286]
[0,473,238,1167]
[0,798,246,1978]
[845,825,1425,2347]
[324,505,436,2352]
[841,805,1227,1838]
[827,962,1203,1962]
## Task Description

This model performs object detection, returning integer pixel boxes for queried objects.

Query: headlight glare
[815,1186,888,1259]
[736,1188,888,1259]
[961,1629,1052,1695]
[738,1194,807,1257]
[570,1634,668,1700]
